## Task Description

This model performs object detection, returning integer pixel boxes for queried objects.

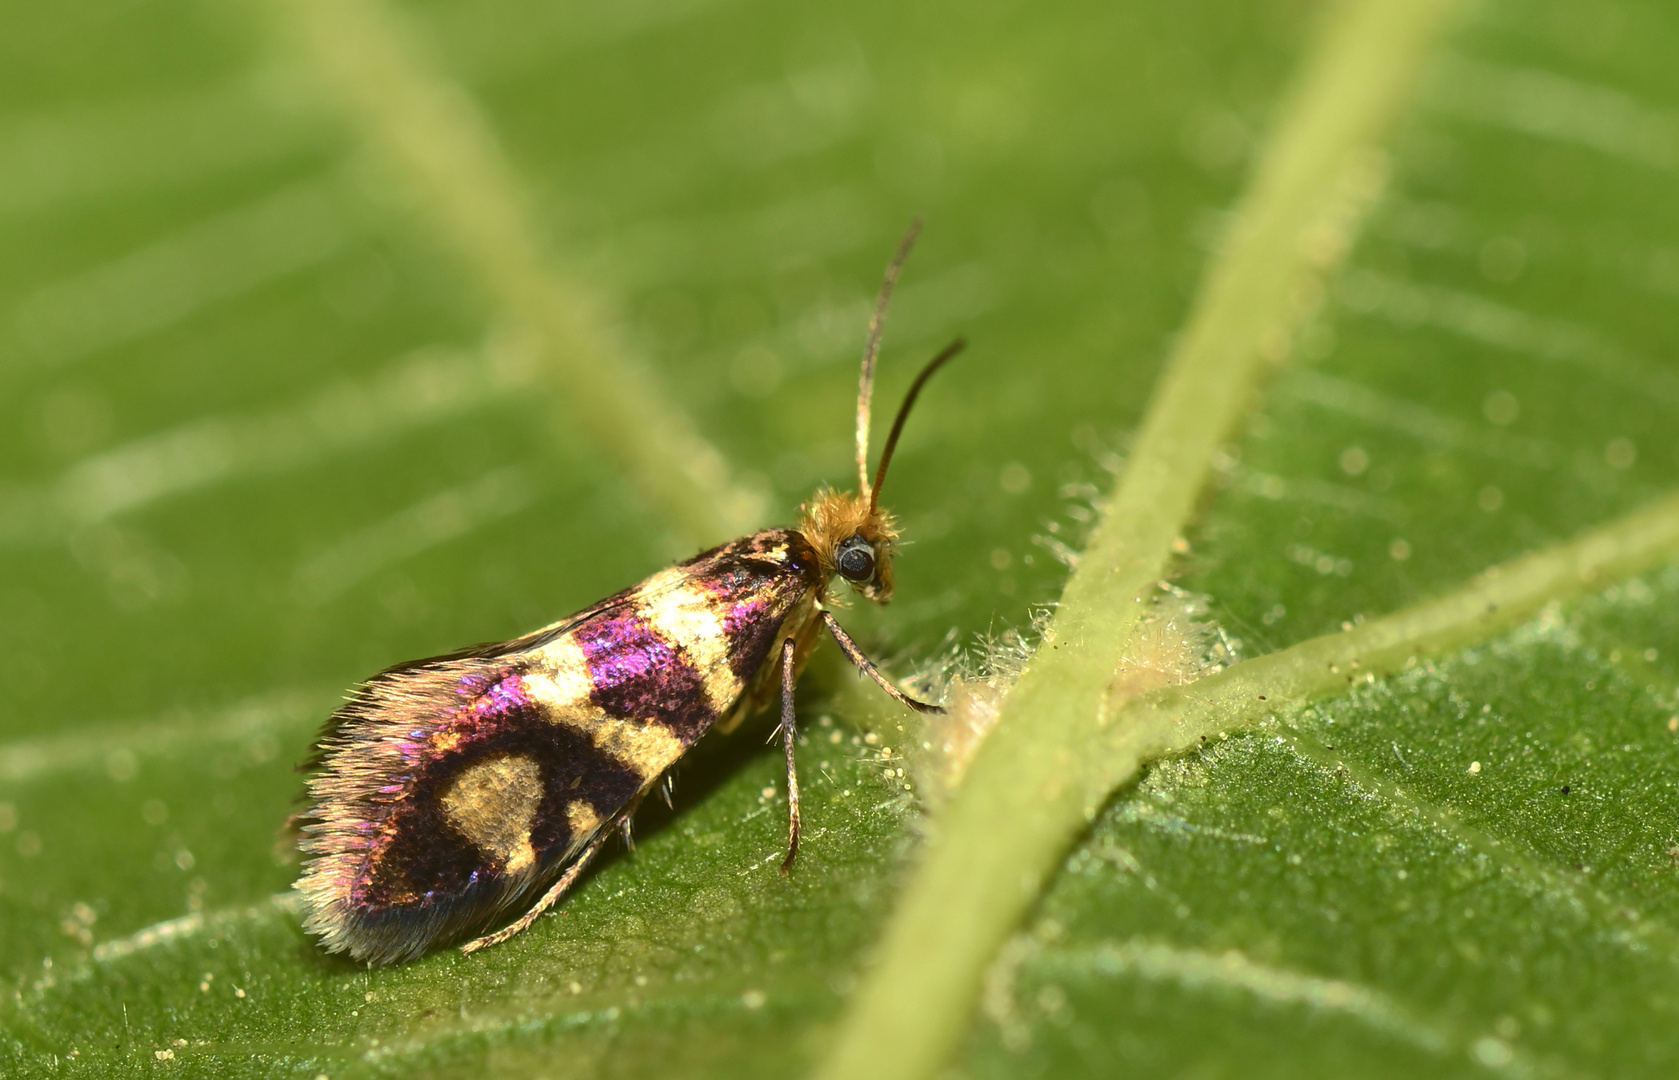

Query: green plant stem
[1089,488,1679,809]
[267,0,764,549]
[816,481,1679,1080]
[815,1,1461,1077]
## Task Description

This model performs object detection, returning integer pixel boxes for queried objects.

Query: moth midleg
[460,824,614,955]
[716,598,822,737]
[778,638,801,874]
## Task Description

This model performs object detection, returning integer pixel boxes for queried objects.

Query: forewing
[295,648,646,964]
[293,529,825,964]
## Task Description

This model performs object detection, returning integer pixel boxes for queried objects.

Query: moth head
[802,489,898,602]
[803,220,965,605]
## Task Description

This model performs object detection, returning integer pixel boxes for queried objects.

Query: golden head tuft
[799,488,899,602]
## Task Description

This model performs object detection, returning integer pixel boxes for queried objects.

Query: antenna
[855,219,923,495]
[869,337,965,513]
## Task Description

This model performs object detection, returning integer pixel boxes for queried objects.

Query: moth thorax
[799,489,898,602]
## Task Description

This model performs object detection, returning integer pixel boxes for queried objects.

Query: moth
[293,224,961,965]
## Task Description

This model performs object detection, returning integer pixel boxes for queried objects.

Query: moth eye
[835,536,876,583]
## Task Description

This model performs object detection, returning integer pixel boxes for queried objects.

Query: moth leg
[779,637,801,874]
[820,610,945,714]
[460,828,611,956]
[659,773,676,810]
[619,815,635,851]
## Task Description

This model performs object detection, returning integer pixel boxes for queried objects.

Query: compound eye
[835,536,876,583]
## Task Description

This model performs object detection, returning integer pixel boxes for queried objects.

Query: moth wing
[295,601,652,964]
[294,532,818,963]
[298,589,639,774]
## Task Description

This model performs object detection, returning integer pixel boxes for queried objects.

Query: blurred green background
[5,0,1679,1076]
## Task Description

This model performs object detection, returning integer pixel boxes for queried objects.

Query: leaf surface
[1,0,1676,1077]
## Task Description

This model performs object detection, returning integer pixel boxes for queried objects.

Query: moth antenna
[856,218,924,495]
[869,337,966,513]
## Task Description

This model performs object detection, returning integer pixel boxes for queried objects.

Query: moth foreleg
[779,637,801,875]
[820,609,945,714]
[460,827,612,956]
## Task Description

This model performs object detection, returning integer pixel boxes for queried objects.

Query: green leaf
[3,1,1678,1079]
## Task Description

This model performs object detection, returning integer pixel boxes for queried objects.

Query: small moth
[293,223,961,964]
